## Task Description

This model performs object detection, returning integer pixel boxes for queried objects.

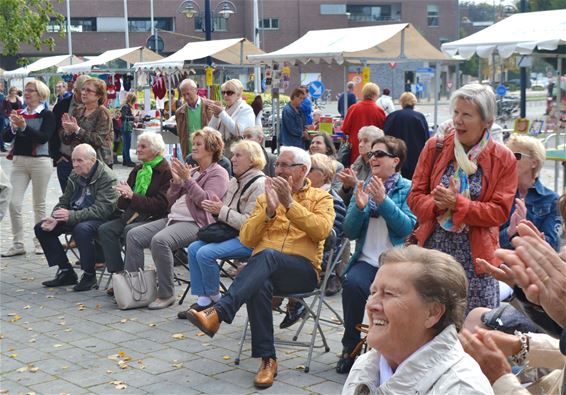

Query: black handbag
[337,138,352,168]
[197,174,264,243]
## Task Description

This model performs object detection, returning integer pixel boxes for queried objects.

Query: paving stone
[29,378,87,395]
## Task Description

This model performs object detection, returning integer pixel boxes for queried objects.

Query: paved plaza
[0,154,347,395]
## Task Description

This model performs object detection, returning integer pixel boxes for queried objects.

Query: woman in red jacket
[408,83,517,313]
[341,82,386,165]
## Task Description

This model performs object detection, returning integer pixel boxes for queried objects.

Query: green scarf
[134,155,163,196]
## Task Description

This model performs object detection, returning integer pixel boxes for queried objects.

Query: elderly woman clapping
[178,140,266,317]
[342,245,493,395]
[408,83,517,314]
[125,128,229,309]
[207,79,255,156]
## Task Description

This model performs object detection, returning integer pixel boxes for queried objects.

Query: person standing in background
[376,88,395,115]
[338,81,357,119]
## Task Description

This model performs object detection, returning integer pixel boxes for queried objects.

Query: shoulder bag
[197,174,264,243]
[113,268,157,310]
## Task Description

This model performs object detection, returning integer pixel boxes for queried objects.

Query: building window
[47,17,97,32]
[427,5,439,27]
[128,18,174,32]
[346,5,392,22]
[320,4,347,15]
[195,16,227,32]
[259,18,279,30]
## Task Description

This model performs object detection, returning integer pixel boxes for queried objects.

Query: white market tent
[133,38,264,71]
[247,23,449,65]
[3,55,84,79]
[441,9,566,59]
[58,46,162,74]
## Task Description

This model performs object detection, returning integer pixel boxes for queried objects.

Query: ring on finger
[541,274,550,283]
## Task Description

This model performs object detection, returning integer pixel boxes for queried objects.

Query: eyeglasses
[81,88,97,94]
[221,90,235,96]
[368,149,396,159]
[275,162,303,169]
[24,89,37,94]
[309,167,323,173]
[513,152,531,161]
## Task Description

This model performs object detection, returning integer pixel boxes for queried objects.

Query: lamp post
[177,0,237,66]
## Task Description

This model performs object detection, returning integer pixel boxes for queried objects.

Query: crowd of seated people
[4,77,566,393]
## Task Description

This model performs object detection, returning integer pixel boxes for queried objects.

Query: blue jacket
[300,96,313,126]
[280,102,305,148]
[343,176,416,272]
[499,178,561,251]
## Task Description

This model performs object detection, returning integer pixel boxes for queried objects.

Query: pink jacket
[408,133,517,274]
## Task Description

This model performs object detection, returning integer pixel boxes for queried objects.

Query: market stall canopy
[58,46,162,74]
[247,24,449,65]
[4,55,83,79]
[441,9,566,59]
[133,38,265,71]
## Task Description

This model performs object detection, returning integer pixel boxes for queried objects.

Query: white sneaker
[1,245,26,257]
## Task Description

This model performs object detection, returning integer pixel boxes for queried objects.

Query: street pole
[66,0,72,64]
[519,0,527,117]
[253,0,261,93]
[150,0,157,52]
[204,0,212,65]
[123,0,129,48]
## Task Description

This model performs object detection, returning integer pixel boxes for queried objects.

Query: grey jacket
[53,160,119,226]
[342,325,493,395]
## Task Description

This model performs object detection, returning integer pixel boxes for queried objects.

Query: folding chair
[173,248,191,305]
[235,231,348,373]
[65,233,112,290]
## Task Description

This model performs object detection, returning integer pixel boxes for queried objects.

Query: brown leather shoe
[186,307,220,338]
[254,357,277,388]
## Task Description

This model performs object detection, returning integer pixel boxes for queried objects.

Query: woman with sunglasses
[337,136,416,374]
[207,79,255,157]
[499,135,560,251]
[408,84,517,315]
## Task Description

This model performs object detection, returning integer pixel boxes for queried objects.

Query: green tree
[526,0,566,10]
[0,0,64,56]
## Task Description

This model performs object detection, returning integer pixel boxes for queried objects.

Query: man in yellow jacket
[186,146,335,389]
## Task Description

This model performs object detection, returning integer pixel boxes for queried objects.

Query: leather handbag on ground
[405,135,444,246]
[113,268,157,310]
[197,174,264,243]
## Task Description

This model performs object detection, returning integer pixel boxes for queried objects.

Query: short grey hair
[379,245,468,333]
[72,143,97,160]
[138,132,166,157]
[358,125,384,141]
[347,81,355,90]
[179,79,197,91]
[243,125,264,142]
[450,83,496,124]
[279,146,311,173]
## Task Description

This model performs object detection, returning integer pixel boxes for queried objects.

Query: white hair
[73,143,97,160]
[358,125,384,141]
[138,132,166,156]
[279,146,311,173]
[450,83,496,124]
[179,79,197,91]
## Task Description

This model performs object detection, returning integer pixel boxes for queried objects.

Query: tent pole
[433,62,440,134]
[342,66,347,118]
[65,0,72,63]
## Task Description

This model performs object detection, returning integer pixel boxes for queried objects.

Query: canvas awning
[441,9,566,59]
[58,46,162,73]
[247,24,449,65]
[3,55,84,79]
[133,38,264,71]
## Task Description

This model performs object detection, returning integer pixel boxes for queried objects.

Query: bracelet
[511,330,529,366]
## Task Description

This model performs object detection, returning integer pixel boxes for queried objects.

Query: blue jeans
[341,261,378,352]
[187,238,252,296]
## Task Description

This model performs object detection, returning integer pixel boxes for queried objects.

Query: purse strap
[235,174,265,212]
[124,268,149,301]
[427,135,444,191]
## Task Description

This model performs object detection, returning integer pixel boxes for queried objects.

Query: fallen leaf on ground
[195,332,205,337]
[9,314,22,323]
[29,367,39,373]
[295,365,305,370]
[53,344,63,348]
[23,305,31,310]
[148,323,156,327]
[64,328,71,332]
[9,353,17,358]
[223,356,231,360]
[16,366,28,372]
[172,363,183,368]
[95,304,101,310]
[172,333,186,340]
[28,338,36,343]
[59,321,66,326]
[120,319,127,323]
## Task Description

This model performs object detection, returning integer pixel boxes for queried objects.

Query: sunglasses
[368,149,396,159]
[513,152,531,161]
[221,90,235,96]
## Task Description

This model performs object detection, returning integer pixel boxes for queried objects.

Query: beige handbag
[113,268,157,310]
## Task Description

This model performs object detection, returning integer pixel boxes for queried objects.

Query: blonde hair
[26,80,50,101]
[221,79,244,96]
[507,134,546,177]
[362,82,380,100]
[125,92,137,107]
[399,92,417,108]
[310,153,335,184]
[231,140,266,170]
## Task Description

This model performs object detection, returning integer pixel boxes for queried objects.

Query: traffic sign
[496,84,507,97]
[147,34,164,53]
[308,80,325,99]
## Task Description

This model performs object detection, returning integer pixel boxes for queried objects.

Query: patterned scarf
[369,173,400,218]
[134,155,163,196]
[437,130,491,232]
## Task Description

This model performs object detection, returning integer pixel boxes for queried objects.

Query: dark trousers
[97,218,146,273]
[341,261,378,352]
[56,158,73,193]
[122,130,132,164]
[216,249,318,359]
[34,219,104,274]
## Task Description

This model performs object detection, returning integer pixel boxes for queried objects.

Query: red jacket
[341,100,386,163]
[408,133,517,274]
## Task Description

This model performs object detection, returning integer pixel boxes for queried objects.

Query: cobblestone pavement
[0,153,347,395]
